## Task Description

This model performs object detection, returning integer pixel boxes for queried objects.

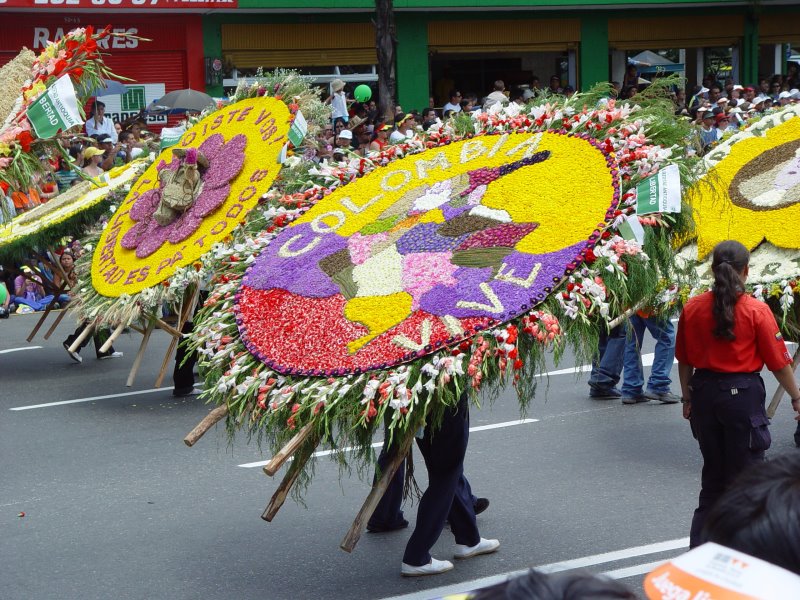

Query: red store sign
[0,14,200,54]
[0,0,236,8]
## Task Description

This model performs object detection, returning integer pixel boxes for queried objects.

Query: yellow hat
[83,147,105,159]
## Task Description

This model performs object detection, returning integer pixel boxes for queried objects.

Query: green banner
[288,110,308,148]
[160,125,186,151]
[26,75,83,139]
[635,164,682,215]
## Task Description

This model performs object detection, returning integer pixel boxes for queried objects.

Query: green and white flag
[635,163,682,215]
[160,125,186,151]
[287,110,307,148]
[26,75,84,139]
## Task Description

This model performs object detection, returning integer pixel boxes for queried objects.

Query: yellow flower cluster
[91,97,292,297]
[688,112,800,259]
[0,161,144,248]
[287,132,615,353]
[297,132,613,252]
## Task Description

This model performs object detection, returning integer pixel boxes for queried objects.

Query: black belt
[693,369,760,379]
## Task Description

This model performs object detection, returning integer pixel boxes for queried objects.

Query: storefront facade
[0,3,211,129]
[201,1,799,112]
[1,1,797,115]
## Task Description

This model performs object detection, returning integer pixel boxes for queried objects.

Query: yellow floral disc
[237,132,619,375]
[0,162,143,249]
[688,113,800,259]
[91,97,292,296]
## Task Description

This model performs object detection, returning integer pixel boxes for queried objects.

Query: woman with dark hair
[470,568,636,599]
[704,452,800,575]
[676,240,800,548]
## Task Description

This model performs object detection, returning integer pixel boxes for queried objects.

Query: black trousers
[173,291,207,392]
[65,321,115,358]
[369,426,477,531]
[173,319,197,391]
[688,370,770,547]
[402,394,480,566]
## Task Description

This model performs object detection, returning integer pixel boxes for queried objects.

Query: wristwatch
[681,397,691,404]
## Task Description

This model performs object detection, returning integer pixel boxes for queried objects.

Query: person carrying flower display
[621,308,680,405]
[676,240,800,548]
[400,393,499,577]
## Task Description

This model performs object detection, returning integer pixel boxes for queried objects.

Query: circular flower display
[91,97,292,296]
[0,162,143,249]
[689,111,800,259]
[237,132,619,375]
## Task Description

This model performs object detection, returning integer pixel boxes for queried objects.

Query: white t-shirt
[85,116,118,143]
[442,102,461,114]
[330,92,348,122]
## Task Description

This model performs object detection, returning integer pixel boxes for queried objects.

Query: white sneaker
[454,537,500,559]
[99,351,124,360]
[401,558,454,577]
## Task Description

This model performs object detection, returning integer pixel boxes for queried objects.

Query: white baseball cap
[337,129,353,140]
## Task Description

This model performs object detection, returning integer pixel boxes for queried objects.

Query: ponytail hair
[711,240,749,340]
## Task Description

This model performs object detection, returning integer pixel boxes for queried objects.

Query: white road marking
[381,537,688,600]
[237,419,539,468]
[602,559,667,579]
[543,352,679,377]
[10,388,176,411]
[0,346,42,354]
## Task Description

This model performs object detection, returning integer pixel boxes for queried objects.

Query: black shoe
[367,519,409,533]
[474,498,490,515]
[589,386,622,399]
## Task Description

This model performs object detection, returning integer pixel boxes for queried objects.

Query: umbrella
[90,79,129,97]
[150,89,215,114]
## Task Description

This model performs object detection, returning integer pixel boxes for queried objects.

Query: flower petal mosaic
[237,132,620,375]
[91,97,292,296]
[688,107,800,259]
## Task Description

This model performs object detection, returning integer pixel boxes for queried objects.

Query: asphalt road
[2,311,799,600]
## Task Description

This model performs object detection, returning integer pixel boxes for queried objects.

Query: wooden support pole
[340,431,416,553]
[126,320,156,387]
[768,346,800,418]
[98,322,125,354]
[26,305,52,342]
[262,436,320,522]
[25,252,69,342]
[183,405,228,447]
[262,422,315,476]
[154,318,182,338]
[43,306,69,340]
[154,287,199,388]
[68,320,96,353]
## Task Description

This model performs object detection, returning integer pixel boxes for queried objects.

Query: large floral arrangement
[0,161,145,264]
[238,132,617,376]
[72,72,328,327]
[680,105,800,339]
[0,26,134,194]
[187,83,698,492]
